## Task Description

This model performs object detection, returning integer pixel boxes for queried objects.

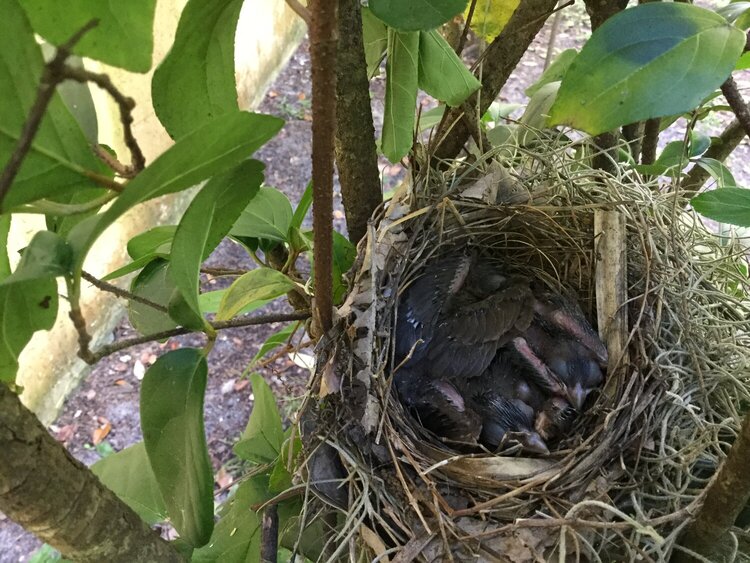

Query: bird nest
[302,136,750,562]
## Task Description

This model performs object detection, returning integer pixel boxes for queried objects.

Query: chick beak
[567,382,586,411]
[520,431,549,455]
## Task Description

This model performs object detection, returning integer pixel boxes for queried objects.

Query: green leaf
[169,160,264,321]
[525,48,577,97]
[230,187,294,243]
[19,0,155,72]
[419,106,446,131]
[141,348,214,547]
[291,181,313,231]
[736,51,750,70]
[332,231,356,303]
[128,259,178,335]
[91,442,167,525]
[548,3,746,135]
[268,436,301,494]
[191,475,269,563]
[382,30,419,163]
[369,0,468,31]
[0,0,108,211]
[362,7,388,77]
[198,290,268,316]
[233,373,284,463]
[0,277,58,382]
[466,0,520,42]
[692,188,750,227]
[2,231,71,284]
[152,0,245,139]
[216,268,296,321]
[67,111,283,274]
[695,157,737,188]
[718,2,750,26]
[417,30,480,107]
[128,226,178,259]
[249,323,298,368]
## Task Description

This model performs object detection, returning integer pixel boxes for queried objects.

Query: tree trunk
[0,384,184,563]
[673,413,750,562]
[432,0,559,161]
[334,0,382,245]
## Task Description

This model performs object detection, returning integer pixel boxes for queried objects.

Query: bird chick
[469,391,549,454]
[394,370,481,443]
[535,396,576,441]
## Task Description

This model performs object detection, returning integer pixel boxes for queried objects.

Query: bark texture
[432,0,559,161]
[334,0,382,245]
[0,384,183,562]
[673,414,750,562]
[309,0,338,333]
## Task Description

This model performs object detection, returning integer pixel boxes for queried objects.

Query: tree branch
[432,0,560,161]
[285,0,311,26]
[83,311,311,365]
[683,79,750,194]
[0,20,99,210]
[334,0,382,245]
[640,118,660,165]
[309,0,338,334]
[260,505,279,563]
[455,0,479,56]
[674,413,750,562]
[720,77,750,139]
[81,270,168,313]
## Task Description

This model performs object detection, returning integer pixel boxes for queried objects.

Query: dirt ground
[2,4,749,560]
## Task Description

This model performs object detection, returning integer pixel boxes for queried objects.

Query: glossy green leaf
[417,30,480,106]
[28,544,69,563]
[216,268,296,321]
[230,187,294,243]
[419,106,445,131]
[362,7,388,77]
[369,0,467,31]
[19,0,155,72]
[736,51,750,69]
[167,288,205,331]
[525,48,577,97]
[128,259,178,335]
[191,475,268,563]
[268,436,301,494]
[141,348,214,547]
[718,2,750,26]
[466,0,520,42]
[0,0,107,211]
[695,157,737,188]
[382,30,419,163]
[197,290,267,316]
[291,181,313,231]
[128,226,178,259]
[91,442,167,525]
[67,111,283,273]
[249,323,298,367]
[692,188,750,227]
[233,373,284,463]
[332,231,356,303]
[169,160,264,321]
[0,277,58,382]
[2,231,71,284]
[548,3,746,135]
[152,0,244,138]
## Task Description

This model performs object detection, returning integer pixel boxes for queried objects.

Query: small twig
[200,267,248,277]
[0,19,99,209]
[260,505,279,563]
[63,64,145,176]
[285,0,311,26]
[69,305,95,364]
[81,270,168,313]
[544,8,563,69]
[455,0,478,56]
[721,76,750,140]
[84,311,311,364]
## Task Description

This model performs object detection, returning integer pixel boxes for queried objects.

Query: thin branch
[285,0,311,26]
[84,311,311,365]
[0,20,99,209]
[69,305,95,364]
[720,77,750,139]
[81,270,168,313]
[309,0,338,334]
[640,118,660,165]
[63,64,145,176]
[260,505,279,563]
[455,0,478,56]
[201,267,248,277]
